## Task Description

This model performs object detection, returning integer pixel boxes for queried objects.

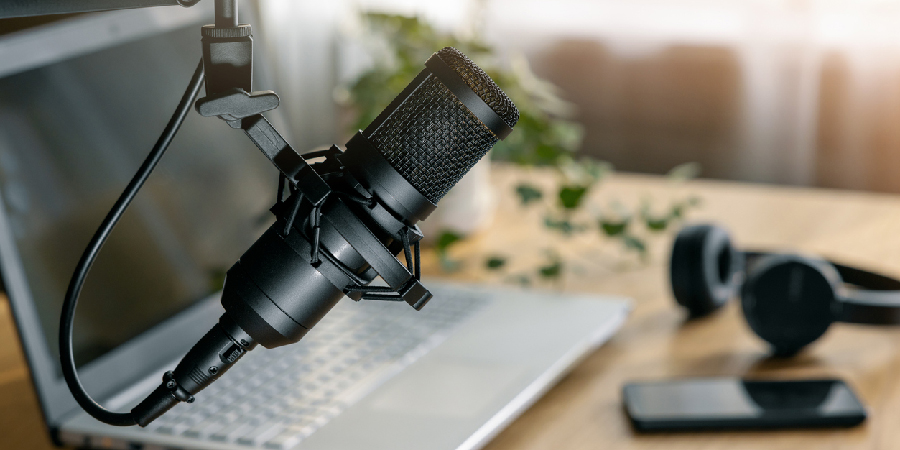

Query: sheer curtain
[257,0,900,192]
[487,0,900,191]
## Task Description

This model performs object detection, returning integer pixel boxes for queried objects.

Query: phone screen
[623,378,866,431]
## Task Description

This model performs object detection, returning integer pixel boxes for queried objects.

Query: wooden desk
[4,167,900,449]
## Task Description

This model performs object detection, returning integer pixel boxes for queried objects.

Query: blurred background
[256,0,900,193]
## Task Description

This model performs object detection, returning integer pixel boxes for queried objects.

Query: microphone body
[131,47,518,426]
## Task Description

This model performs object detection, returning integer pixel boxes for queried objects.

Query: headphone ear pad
[670,223,744,317]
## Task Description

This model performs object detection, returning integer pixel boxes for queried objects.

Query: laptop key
[264,431,305,450]
[155,423,190,435]
[235,421,286,446]
[219,411,241,424]
[210,423,254,442]
[182,420,226,439]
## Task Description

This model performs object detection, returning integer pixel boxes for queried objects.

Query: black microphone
[128,47,519,426]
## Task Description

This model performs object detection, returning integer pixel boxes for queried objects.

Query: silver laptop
[0,5,630,450]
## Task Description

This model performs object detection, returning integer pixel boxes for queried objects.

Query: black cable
[58,59,205,427]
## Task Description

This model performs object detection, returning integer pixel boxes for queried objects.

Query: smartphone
[623,377,866,432]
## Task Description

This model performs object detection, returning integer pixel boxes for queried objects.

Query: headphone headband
[671,223,900,355]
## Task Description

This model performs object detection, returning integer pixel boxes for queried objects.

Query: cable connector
[130,315,256,427]
[163,371,194,403]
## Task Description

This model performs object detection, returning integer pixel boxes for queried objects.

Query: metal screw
[208,366,219,375]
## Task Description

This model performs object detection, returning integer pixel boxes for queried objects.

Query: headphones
[670,223,900,355]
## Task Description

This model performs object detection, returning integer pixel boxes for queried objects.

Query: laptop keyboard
[144,288,490,449]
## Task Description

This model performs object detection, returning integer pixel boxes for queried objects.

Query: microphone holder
[193,82,430,309]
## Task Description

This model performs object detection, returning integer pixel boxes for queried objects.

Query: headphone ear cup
[670,223,744,317]
[740,255,840,356]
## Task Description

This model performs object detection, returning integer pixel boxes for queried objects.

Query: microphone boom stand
[55,0,432,427]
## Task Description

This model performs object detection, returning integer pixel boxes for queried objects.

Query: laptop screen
[0,15,277,370]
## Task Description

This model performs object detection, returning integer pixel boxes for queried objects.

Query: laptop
[0,4,631,450]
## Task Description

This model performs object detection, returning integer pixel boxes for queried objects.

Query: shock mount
[196,0,427,306]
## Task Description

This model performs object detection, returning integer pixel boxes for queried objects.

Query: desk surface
[5,166,900,449]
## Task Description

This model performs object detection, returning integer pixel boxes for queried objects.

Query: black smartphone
[622,377,866,432]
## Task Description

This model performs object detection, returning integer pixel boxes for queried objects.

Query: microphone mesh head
[366,47,519,204]
[435,47,519,129]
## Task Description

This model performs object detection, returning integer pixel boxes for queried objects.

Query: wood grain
[4,165,900,449]
[0,298,59,449]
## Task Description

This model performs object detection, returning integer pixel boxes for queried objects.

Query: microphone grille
[368,75,498,203]
[436,47,519,129]
[365,48,519,203]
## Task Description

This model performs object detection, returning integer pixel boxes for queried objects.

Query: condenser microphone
[124,47,519,426]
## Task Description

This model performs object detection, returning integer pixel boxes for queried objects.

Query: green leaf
[599,200,632,236]
[535,143,566,163]
[622,235,647,257]
[640,200,670,232]
[645,215,669,231]
[436,231,462,253]
[600,218,630,237]
[558,185,589,210]
[485,255,507,270]
[668,195,703,222]
[515,183,543,206]
[670,202,685,220]
[667,162,701,182]
[435,230,464,273]
[544,216,586,235]
[538,259,563,279]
